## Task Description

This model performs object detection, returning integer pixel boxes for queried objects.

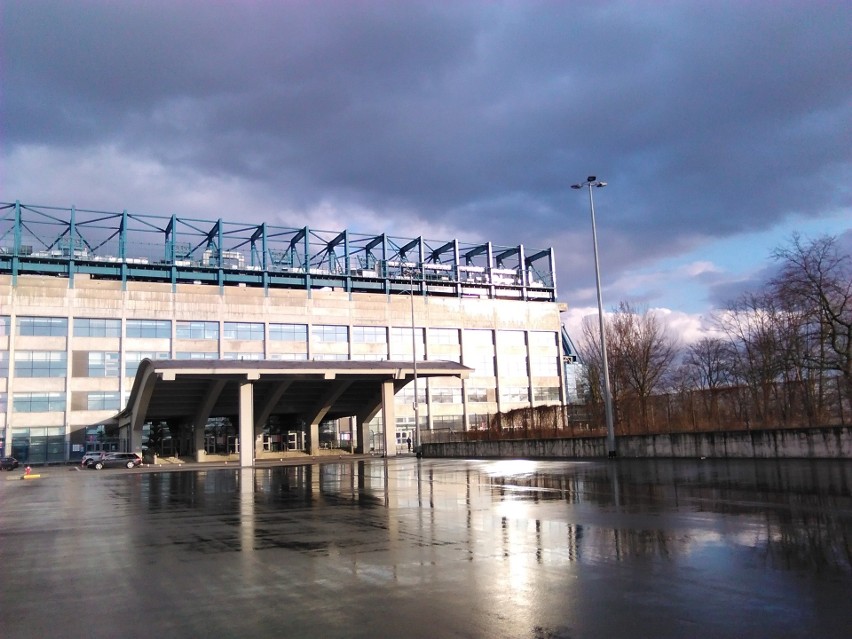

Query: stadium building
[0,201,574,465]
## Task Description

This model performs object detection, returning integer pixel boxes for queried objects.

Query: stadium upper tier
[0,201,556,301]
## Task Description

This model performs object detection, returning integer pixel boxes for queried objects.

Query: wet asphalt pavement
[1,457,851,639]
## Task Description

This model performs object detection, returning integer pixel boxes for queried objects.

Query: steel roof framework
[0,201,557,301]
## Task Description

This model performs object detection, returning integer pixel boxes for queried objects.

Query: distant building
[0,201,572,463]
[561,329,585,404]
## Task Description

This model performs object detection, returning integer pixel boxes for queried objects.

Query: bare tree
[570,235,850,435]
[682,336,733,422]
[771,234,852,405]
[608,302,679,431]
[683,336,732,391]
[714,290,822,426]
[579,314,626,429]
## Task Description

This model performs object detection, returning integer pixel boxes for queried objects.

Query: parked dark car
[80,451,106,467]
[0,456,19,471]
[86,452,142,470]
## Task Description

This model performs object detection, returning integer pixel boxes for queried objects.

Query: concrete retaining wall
[422,426,852,460]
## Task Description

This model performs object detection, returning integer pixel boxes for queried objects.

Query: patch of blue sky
[696,209,851,276]
[623,209,851,315]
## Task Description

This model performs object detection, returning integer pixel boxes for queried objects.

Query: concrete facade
[423,426,852,460]
[0,272,564,463]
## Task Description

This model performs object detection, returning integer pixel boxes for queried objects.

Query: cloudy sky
[2,1,850,342]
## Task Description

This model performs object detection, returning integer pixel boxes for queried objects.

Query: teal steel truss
[0,201,557,301]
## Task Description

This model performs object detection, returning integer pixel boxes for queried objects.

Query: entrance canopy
[117,358,470,463]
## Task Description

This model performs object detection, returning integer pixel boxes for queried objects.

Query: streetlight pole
[571,176,617,458]
[407,269,421,457]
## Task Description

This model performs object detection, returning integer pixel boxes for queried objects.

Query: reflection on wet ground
[1,458,850,638]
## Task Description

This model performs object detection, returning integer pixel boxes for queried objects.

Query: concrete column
[239,468,255,554]
[348,416,357,453]
[194,424,205,458]
[381,380,396,457]
[354,417,368,454]
[309,421,320,456]
[239,381,254,467]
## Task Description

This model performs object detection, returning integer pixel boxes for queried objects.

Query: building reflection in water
[131,458,852,589]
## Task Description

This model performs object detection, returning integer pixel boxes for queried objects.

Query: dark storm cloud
[2,1,850,300]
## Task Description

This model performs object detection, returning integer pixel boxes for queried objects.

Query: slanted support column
[303,378,352,455]
[129,421,144,454]
[130,371,159,453]
[381,380,397,457]
[239,380,255,467]
[194,379,227,457]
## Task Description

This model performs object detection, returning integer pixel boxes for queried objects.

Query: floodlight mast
[570,176,617,458]
[404,268,421,458]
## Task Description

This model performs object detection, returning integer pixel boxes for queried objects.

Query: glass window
[125,351,170,376]
[498,355,528,376]
[88,352,120,377]
[498,330,526,347]
[395,415,427,429]
[530,356,559,376]
[312,325,348,343]
[467,387,488,403]
[87,392,121,411]
[17,317,68,336]
[352,326,386,343]
[14,351,67,377]
[529,331,558,350]
[464,329,493,346]
[73,318,121,338]
[126,319,171,338]
[224,322,264,340]
[175,352,218,360]
[534,387,561,402]
[469,414,489,430]
[395,385,426,405]
[13,392,66,412]
[429,328,459,345]
[432,415,463,431]
[269,323,307,342]
[0,392,6,412]
[312,354,348,361]
[431,388,462,404]
[350,354,387,361]
[467,354,494,377]
[390,327,425,344]
[0,316,12,337]
[268,353,308,361]
[176,321,219,340]
[389,327,425,358]
[500,386,530,403]
[223,352,264,360]
[428,351,460,363]
[0,352,8,377]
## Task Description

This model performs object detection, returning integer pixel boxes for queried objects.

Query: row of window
[7,391,121,412]
[2,349,559,378]
[2,316,557,350]
[0,385,561,414]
